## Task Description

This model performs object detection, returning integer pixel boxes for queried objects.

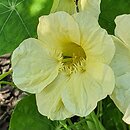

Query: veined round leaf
[99,0,130,34]
[0,0,53,56]
[9,95,58,130]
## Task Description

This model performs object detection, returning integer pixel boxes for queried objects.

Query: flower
[79,0,101,18]
[51,0,101,18]
[12,11,115,120]
[51,0,75,14]
[110,14,130,124]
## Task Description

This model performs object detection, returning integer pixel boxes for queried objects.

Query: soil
[0,54,24,130]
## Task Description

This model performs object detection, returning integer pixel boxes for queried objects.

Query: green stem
[81,119,90,130]
[0,81,15,87]
[97,101,103,122]
[68,118,93,130]
[128,125,130,130]
[59,120,69,130]
[90,111,105,130]
[0,69,12,80]
[69,118,91,129]
[67,118,77,130]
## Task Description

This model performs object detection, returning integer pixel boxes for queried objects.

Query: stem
[0,81,16,87]
[68,117,93,130]
[128,125,130,130]
[97,101,103,122]
[59,120,68,130]
[67,118,77,130]
[90,111,106,130]
[0,69,12,80]
[81,119,90,130]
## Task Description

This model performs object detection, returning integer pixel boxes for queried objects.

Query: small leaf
[9,95,58,130]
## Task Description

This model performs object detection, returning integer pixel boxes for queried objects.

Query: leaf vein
[15,9,31,37]
[0,10,13,35]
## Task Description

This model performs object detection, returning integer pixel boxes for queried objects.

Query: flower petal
[115,14,130,48]
[36,73,73,120]
[123,104,130,124]
[12,38,61,93]
[110,36,130,124]
[37,11,80,52]
[110,36,130,77]
[111,73,130,115]
[51,0,101,18]
[73,12,115,64]
[51,0,76,14]
[62,62,115,116]
[80,0,101,18]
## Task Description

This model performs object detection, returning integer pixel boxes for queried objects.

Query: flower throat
[62,42,86,64]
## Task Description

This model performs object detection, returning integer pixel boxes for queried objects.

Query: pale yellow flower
[12,11,115,120]
[51,0,75,14]
[51,0,101,18]
[110,14,130,124]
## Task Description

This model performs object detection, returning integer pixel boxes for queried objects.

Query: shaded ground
[0,54,24,130]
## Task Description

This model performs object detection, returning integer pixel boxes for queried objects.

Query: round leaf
[9,95,58,130]
[0,0,53,56]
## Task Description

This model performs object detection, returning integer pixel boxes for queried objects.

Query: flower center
[60,42,86,74]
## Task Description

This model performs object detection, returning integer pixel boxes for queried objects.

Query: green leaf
[99,0,130,34]
[86,112,106,130]
[9,95,58,130]
[0,0,53,56]
[102,97,128,130]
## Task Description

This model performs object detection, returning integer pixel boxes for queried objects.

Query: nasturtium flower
[51,0,101,18]
[110,14,130,124]
[51,0,75,14]
[12,11,115,120]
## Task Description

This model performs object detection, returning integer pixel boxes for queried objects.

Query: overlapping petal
[110,36,130,124]
[110,15,130,124]
[37,11,80,55]
[111,73,130,114]
[79,0,101,18]
[12,38,61,93]
[62,62,115,116]
[51,0,101,18]
[110,36,130,77]
[36,73,73,120]
[51,0,76,14]
[123,105,130,124]
[73,11,115,64]
[115,14,130,48]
